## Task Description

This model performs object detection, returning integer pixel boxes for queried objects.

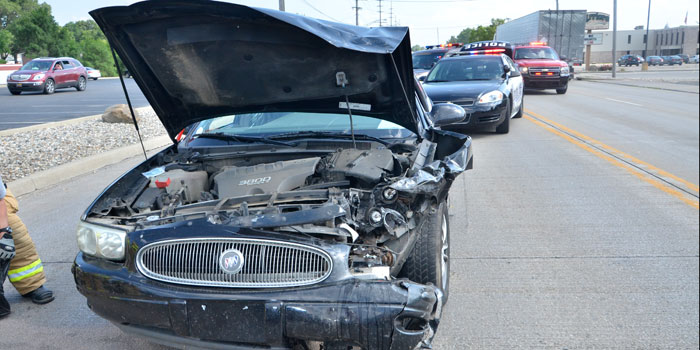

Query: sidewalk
[575,71,699,94]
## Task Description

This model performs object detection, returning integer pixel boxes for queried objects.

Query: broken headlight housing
[76,221,127,260]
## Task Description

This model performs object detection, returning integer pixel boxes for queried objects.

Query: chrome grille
[528,67,561,77]
[10,74,30,81]
[136,238,332,288]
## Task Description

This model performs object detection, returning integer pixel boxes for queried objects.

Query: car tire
[43,79,55,94]
[9,90,21,95]
[495,101,511,134]
[556,85,568,94]
[91,77,98,81]
[514,97,524,118]
[399,201,450,303]
[76,76,87,91]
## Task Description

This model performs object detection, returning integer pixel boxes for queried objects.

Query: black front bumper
[442,102,508,131]
[73,253,441,350]
[6,81,46,92]
[523,76,568,89]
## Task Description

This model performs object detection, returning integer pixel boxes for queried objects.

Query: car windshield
[425,57,504,82]
[189,112,414,142]
[514,47,560,60]
[21,60,53,71]
[413,52,445,69]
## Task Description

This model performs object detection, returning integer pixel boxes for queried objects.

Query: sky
[44,0,699,46]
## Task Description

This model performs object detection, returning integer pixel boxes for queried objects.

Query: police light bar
[529,42,546,46]
[465,48,506,55]
[425,43,463,50]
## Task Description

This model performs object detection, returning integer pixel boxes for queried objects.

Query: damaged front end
[73,130,470,349]
[75,1,473,348]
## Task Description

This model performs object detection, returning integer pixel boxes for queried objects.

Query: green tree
[448,28,471,45]
[0,0,39,29]
[0,28,12,58]
[411,44,423,52]
[447,18,507,44]
[8,4,63,59]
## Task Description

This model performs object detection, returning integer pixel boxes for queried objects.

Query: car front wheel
[43,79,55,94]
[76,76,87,91]
[399,201,450,302]
[556,85,568,94]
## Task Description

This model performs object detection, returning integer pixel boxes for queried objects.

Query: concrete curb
[575,77,699,94]
[8,135,172,198]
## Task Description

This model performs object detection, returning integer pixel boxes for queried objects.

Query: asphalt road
[0,78,149,130]
[0,80,698,349]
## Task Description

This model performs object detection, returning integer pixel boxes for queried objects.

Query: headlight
[560,66,570,76]
[477,90,504,105]
[76,221,127,260]
[519,66,528,74]
[32,73,45,81]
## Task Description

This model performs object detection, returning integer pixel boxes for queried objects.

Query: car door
[503,55,523,115]
[51,61,69,87]
[61,60,78,86]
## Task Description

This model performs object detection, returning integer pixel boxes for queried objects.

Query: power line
[300,0,339,21]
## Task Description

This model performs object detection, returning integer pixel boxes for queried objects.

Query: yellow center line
[525,108,700,194]
[523,114,699,210]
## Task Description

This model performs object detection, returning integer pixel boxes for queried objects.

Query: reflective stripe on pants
[8,259,43,282]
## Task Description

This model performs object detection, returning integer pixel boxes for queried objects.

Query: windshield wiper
[194,132,296,147]
[268,131,391,145]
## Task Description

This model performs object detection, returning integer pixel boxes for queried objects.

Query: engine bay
[86,139,463,278]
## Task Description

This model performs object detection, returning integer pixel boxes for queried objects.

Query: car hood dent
[89,0,418,141]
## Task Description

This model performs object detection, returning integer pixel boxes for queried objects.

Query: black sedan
[422,54,524,134]
[72,1,473,349]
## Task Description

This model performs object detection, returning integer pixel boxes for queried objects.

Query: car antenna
[336,72,356,149]
[110,46,148,161]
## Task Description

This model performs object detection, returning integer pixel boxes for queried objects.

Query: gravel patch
[0,107,167,182]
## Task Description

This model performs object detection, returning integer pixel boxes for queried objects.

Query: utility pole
[556,0,559,11]
[389,0,394,26]
[353,0,361,26]
[612,0,617,78]
[378,0,383,27]
[279,0,285,11]
[642,0,651,71]
[436,27,440,44]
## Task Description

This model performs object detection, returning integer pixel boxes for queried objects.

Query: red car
[513,43,570,94]
[6,57,88,95]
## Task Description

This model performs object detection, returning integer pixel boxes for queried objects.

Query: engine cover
[214,157,320,199]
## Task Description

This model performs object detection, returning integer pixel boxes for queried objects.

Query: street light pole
[612,0,617,78]
[642,0,651,71]
[279,0,285,11]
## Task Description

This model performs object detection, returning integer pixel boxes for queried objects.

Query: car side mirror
[418,75,426,82]
[431,103,466,127]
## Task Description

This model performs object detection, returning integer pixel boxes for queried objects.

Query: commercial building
[589,25,698,63]
[495,10,587,60]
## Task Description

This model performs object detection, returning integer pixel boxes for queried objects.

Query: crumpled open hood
[90,0,417,141]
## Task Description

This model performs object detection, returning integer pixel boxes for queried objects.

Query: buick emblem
[219,249,245,274]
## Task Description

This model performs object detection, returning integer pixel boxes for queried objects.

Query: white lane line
[0,121,45,124]
[0,111,105,115]
[605,97,643,107]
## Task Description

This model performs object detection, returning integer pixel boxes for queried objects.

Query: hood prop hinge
[110,45,148,161]
[336,72,356,149]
